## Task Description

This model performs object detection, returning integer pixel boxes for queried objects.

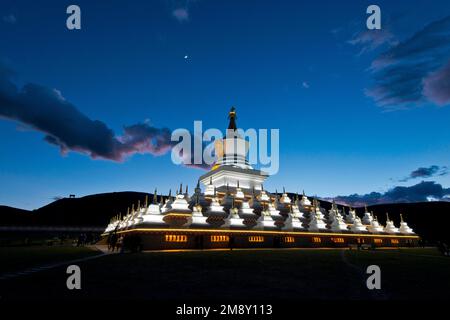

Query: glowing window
[211,235,230,242]
[331,237,345,243]
[284,236,295,243]
[165,234,187,242]
[391,239,399,244]
[374,239,383,244]
[248,236,264,242]
[312,237,322,243]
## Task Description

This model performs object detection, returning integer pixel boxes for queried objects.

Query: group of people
[107,232,121,252]
[106,232,142,253]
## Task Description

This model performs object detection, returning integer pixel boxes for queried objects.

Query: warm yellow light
[211,235,230,242]
[164,213,192,218]
[331,237,345,243]
[284,236,295,243]
[165,234,188,242]
[112,227,419,239]
[312,237,322,243]
[248,236,264,242]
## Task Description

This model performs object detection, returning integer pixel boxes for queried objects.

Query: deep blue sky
[1,0,450,209]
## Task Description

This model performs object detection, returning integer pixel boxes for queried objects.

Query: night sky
[1,0,450,209]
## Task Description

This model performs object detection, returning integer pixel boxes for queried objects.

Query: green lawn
[0,247,449,301]
[0,245,101,274]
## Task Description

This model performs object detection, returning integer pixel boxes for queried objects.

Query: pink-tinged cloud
[0,63,173,162]
[172,8,189,22]
[0,63,211,169]
[423,60,450,106]
[365,16,450,109]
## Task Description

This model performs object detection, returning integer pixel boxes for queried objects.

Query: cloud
[0,63,176,162]
[0,63,213,169]
[2,14,16,24]
[399,165,448,182]
[331,181,450,207]
[366,16,450,109]
[172,8,189,22]
[422,60,450,106]
[348,29,398,55]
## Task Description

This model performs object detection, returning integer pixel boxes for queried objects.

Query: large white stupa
[104,108,417,249]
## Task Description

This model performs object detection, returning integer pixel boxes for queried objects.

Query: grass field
[0,245,101,274]
[0,247,449,301]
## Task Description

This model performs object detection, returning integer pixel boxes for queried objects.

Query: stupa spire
[153,188,157,204]
[227,106,237,131]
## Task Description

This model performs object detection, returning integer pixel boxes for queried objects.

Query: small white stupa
[142,189,166,225]
[222,200,246,229]
[345,207,357,224]
[291,201,305,220]
[206,187,226,217]
[254,205,277,230]
[185,194,209,228]
[330,214,349,232]
[328,200,339,221]
[234,181,245,199]
[283,205,304,231]
[258,185,271,202]
[163,185,193,228]
[300,190,312,207]
[165,185,192,214]
[238,198,255,215]
[308,205,328,231]
[362,206,373,225]
[350,216,367,232]
[313,199,325,220]
[384,213,399,234]
[367,215,384,233]
[399,214,414,234]
[204,177,215,197]
[279,187,292,207]
[161,189,173,213]
[267,200,282,218]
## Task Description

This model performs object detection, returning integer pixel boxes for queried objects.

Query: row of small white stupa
[104,183,414,235]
